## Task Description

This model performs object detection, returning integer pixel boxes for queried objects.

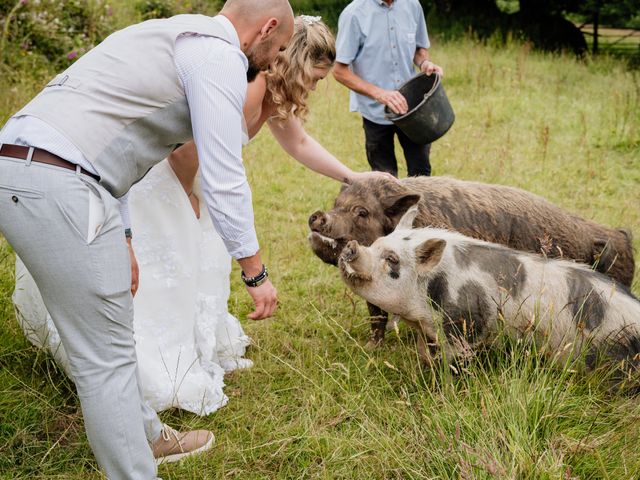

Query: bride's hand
[348,171,398,183]
[246,279,278,320]
[127,238,139,297]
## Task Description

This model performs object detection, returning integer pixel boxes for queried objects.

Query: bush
[135,0,177,20]
[134,0,222,20]
[0,0,115,77]
[289,0,350,29]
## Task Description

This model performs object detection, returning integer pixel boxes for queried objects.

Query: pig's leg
[417,334,467,370]
[416,332,437,366]
[366,302,388,349]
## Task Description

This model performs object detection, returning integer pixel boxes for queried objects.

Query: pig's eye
[353,207,369,218]
[385,254,399,265]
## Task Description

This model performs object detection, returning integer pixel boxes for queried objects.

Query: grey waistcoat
[17,14,236,198]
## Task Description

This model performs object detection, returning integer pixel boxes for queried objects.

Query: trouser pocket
[52,176,107,245]
[0,183,45,199]
[0,183,46,247]
[86,182,106,244]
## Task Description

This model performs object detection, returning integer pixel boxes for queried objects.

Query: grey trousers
[0,154,162,479]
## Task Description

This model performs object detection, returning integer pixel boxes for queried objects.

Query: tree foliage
[564,0,640,29]
[2,0,637,71]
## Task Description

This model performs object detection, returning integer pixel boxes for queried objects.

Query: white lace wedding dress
[13,158,253,416]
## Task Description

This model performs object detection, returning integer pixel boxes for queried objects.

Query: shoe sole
[156,433,215,465]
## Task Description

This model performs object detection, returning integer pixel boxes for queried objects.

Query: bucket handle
[384,72,443,121]
[423,73,441,101]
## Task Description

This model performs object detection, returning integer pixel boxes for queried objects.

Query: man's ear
[396,205,419,230]
[415,238,446,275]
[383,193,421,220]
[260,18,279,40]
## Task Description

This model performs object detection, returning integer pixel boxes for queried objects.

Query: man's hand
[420,60,444,77]
[127,238,139,297]
[245,279,278,320]
[373,87,409,115]
[238,252,277,320]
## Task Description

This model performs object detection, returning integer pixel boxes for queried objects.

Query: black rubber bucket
[385,73,455,145]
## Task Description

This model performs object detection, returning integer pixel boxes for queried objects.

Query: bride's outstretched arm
[268,116,395,183]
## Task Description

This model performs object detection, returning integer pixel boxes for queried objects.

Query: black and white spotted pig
[339,207,640,381]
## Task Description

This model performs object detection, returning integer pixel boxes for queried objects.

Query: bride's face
[307,65,331,91]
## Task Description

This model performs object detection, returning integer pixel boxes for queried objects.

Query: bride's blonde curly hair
[265,16,336,122]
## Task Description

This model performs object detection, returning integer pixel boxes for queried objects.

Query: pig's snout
[339,240,372,284]
[309,211,328,232]
[342,240,360,262]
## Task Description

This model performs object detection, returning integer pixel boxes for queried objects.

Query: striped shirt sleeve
[175,35,259,259]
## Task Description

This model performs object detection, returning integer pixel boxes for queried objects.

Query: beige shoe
[151,424,215,465]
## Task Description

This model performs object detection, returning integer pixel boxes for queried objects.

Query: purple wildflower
[67,51,78,60]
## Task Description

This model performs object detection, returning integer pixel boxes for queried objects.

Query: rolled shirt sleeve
[176,35,259,259]
[415,3,430,49]
[335,9,361,65]
[118,193,131,230]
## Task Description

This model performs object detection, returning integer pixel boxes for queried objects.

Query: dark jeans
[362,117,431,177]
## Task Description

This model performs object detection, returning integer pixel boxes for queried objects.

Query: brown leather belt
[0,143,100,181]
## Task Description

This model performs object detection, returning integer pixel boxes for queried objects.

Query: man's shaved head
[221,0,293,26]
[221,0,294,82]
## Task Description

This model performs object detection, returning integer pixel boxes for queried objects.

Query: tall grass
[1,14,640,480]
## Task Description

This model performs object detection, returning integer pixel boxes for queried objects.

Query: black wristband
[241,265,268,287]
[124,228,133,239]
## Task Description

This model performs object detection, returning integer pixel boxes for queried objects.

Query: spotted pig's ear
[396,205,419,231]
[415,238,446,275]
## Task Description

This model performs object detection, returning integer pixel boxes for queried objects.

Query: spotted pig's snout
[341,240,360,262]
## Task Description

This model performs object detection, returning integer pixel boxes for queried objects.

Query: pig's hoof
[365,338,384,350]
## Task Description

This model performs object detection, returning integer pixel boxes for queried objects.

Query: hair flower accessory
[300,15,322,25]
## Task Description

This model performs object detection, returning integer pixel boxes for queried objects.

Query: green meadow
[1,7,640,480]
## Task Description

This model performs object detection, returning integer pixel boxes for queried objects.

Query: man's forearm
[334,61,409,115]
[238,253,264,278]
[413,47,430,69]
[333,63,380,100]
[414,48,444,76]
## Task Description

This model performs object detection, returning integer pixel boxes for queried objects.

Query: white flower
[300,15,322,25]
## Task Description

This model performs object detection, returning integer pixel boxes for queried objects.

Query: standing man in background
[333,0,443,177]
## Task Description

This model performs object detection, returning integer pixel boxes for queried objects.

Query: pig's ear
[396,205,419,230]
[383,194,421,220]
[415,238,446,274]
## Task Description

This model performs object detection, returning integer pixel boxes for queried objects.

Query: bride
[13,16,392,416]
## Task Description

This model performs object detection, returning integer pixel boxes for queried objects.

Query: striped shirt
[0,15,258,259]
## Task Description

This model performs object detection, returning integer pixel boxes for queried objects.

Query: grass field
[1,18,640,480]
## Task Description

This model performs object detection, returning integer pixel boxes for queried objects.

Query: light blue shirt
[336,0,430,124]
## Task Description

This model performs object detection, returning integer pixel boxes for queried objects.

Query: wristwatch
[241,265,269,288]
